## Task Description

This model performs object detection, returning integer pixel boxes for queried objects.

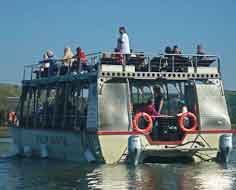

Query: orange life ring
[132,112,153,134]
[8,112,17,123]
[178,112,198,132]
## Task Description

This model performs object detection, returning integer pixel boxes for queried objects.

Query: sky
[0,0,235,89]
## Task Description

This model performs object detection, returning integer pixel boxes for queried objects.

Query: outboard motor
[128,136,142,166]
[218,134,232,163]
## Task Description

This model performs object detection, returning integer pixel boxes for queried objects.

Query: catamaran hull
[9,127,225,164]
[9,127,104,163]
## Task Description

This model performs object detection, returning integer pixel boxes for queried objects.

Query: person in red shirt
[141,99,160,120]
[72,47,88,73]
[140,98,160,135]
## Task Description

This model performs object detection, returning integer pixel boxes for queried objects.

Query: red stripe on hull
[96,129,235,145]
[186,129,236,134]
[96,131,142,135]
[96,129,236,135]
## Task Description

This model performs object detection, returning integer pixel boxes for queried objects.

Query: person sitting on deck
[172,45,182,54]
[60,47,74,75]
[39,50,57,77]
[62,47,74,66]
[117,26,130,54]
[165,46,172,54]
[196,44,205,55]
[196,44,206,61]
[46,50,58,76]
[72,47,88,74]
[195,44,211,65]
[140,98,160,133]
[141,98,160,120]
[164,46,173,60]
[172,45,187,67]
[35,53,48,78]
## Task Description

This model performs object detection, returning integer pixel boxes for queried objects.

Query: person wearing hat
[46,50,57,76]
[38,50,57,77]
[117,26,130,54]
[46,50,54,58]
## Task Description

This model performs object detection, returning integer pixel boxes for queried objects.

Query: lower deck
[9,126,224,164]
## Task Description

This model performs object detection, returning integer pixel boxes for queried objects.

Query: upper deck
[22,52,221,86]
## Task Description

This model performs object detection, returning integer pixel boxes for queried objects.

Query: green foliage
[0,84,21,126]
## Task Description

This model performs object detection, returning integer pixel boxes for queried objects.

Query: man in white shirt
[117,26,130,54]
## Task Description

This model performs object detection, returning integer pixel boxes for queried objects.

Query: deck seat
[100,57,122,65]
[127,55,146,71]
[150,56,191,72]
[196,58,216,67]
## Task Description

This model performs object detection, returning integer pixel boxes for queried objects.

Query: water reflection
[192,163,236,190]
[84,163,236,190]
[0,156,236,189]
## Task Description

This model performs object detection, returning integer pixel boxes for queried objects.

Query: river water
[1,140,236,190]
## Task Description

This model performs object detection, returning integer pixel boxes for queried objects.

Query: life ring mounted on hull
[132,112,153,134]
[178,112,198,132]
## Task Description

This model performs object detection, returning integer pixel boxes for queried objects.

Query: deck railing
[22,52,220,81]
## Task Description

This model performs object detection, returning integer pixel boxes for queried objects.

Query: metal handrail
[160,53,218,57]
[22,52,221,81]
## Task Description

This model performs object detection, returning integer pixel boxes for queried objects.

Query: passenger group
[38,46,88,77]
[37,26,206,77]
[35,26,210,123]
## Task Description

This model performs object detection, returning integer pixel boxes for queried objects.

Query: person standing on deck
[153,86,164,114]
[117,26,130,54]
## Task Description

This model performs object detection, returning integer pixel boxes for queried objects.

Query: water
[1,141,236,190]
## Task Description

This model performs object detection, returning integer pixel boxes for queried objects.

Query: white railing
[22,52,220,81]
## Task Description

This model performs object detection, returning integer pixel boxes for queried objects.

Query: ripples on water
[1,144,236,189]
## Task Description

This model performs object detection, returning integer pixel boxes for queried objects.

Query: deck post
[62,84,69,129]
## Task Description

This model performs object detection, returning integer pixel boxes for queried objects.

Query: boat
[8,51,233,164]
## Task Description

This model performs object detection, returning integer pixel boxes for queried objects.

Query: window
[131,84,154,114]
[19,82,90,130]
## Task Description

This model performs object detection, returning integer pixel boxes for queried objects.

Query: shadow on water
[1,141,236,189]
